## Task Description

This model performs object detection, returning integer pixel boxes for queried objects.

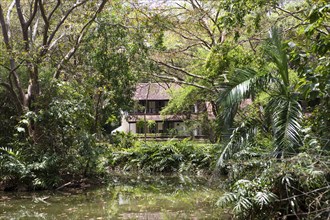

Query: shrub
[108,140,221,174]
[217,151,330,219]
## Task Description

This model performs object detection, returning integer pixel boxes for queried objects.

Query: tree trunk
[25,65,40,142]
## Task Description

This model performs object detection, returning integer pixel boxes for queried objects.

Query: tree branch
[48,32,66,51]
[16,0,38,50]
[173,26,212,49]
[15,0,26,28]
[0,4,26,107]
[32,17,39,42]
[0,4,10,48]
[151,73,213,91]
[164,42,203,54]
[26,0,38,28]
[190,0,217,46]
[153,59,213,83]
[47,0,89,47]
[53,0,107,79]
[6,0,15,39]
[0,81,22,113]
[276,6,328,35]
[39,0,49,46]
[48,0,61,21]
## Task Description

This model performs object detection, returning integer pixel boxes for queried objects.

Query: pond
[0,174,229,220]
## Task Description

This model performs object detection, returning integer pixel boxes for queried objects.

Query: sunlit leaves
[109,140,219,173]
[217,178,277,218]
[264,27,290,88]
[254,191,277,209]
[217,192,238,207]
[218,68,265,125]
[217,27,303,165]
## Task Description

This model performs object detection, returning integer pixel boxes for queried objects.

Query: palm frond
[233,197,253,214]
[265,27,289,88]
[267,96,302,152]
[216,192,238,207]
[219,69,258,106]
[218,68,265,125]
[254,191,278,209]
[221,68,257,105]
[216,120,258,168]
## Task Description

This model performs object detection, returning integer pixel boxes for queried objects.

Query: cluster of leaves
[0,89,18,146]
[0,81,109,190]
[217,149,329,219]
[107,138,221,174]
[0,1,149,190]
[0,146,62,190]
[213,1,330,218]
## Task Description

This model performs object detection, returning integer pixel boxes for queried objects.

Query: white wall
[129,123,136,134]
[120,114,130,133]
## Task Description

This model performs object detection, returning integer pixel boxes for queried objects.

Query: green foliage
[0,146,62,189]
[215,2,330,216]
[205,43,255,80]
[82,15,137,130]
[110,132,137,149]
[217,120,258,168]
[161,86,197,115]
[218,150,329,219]
[108,140,221,174]
[218,27,304,165]
[218,0,276,29]
[0,1,152,191]
[217,179,277,219]
[267,95,302,152]
[161,86,217,141]
[0,90,18,147]
[0,80,110,190]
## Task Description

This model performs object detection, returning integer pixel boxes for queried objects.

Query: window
[148,101,156,113]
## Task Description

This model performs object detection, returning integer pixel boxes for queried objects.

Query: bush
[109,131,137,148]
[217,150,330,219]
[108,140,221,174]
[0,82,108,190]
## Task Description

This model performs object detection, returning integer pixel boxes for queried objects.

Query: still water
[0,175,228,219]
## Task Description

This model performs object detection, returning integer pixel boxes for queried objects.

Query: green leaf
[254,191,277,209]
[17,127,25,133]
[267,96,302,152]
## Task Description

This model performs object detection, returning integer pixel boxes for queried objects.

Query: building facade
[112,83,214,139]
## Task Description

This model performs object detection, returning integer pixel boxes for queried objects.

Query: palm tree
[217,27,302,167]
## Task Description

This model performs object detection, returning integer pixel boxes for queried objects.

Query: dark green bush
[0,82,108,190]
[108,140,221,174]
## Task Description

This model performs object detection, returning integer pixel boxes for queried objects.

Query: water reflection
[0,174,228,219]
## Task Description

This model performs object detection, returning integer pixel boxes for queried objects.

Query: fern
[217,192,238,207]
[254,191,278,209]
[233,197,253,215]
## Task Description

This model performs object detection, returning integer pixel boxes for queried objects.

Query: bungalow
[112,83,214,139]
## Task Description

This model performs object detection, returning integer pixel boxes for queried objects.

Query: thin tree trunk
[144,83,151,142]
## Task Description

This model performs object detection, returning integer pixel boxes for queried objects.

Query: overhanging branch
[53,0,107,79]
[151,73,214,91]
[153,59,213,84]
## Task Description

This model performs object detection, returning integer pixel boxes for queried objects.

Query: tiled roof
[133,83,181,100]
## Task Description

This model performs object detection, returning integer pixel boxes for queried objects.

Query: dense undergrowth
[217,149,330,219]
[106,137,221,174]
[0,130,220,191]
